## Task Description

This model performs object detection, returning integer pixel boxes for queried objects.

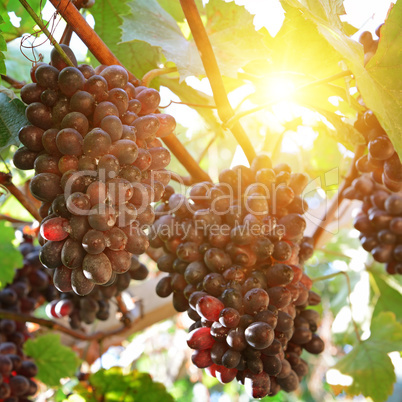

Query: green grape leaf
[90,0,161,80]
[0,14,6,75]
[249,3,344,82]
[121,0,268,80]
[334,312,402,401]
[121,0,203,79]
[282,0,402,163]
[24,333,81,387]
[0,0,44,42]
[370,271,402,320]
[0,221,21,289]
[74,367,174,401]
[342,21,358,36]
[157,0,185,22]
[311,108,365,148]
[0,92,27,152]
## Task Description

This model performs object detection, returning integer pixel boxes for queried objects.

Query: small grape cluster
[353,27,402,192]
[151,155,323,398]
[14,45,174,295]
[46,255,149,328]
[354,110,402,192]
[346,175,402,274]
[0,237,41,400]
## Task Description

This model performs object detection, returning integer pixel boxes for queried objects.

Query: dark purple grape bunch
[14,44,175,295]
[151,155,323,398]
[346,175,402,274]
[0,238,41,400]
[46,255,148,329]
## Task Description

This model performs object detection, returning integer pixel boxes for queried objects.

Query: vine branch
[0,75,25,89]
[313,271,361,342]
[179,0,256,164]
[312,144,365,247]
[0,309,134,342]
[142,67,177,87]
[18,0,75,67]
[48,0,139,84]
[0,173,41,222]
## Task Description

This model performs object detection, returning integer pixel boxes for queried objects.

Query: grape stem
[224,70,353,130]
[163,134,212,182]
[142,67,178,87]
[179,0,257,164]
[18,0,75,68]
[0,173,42,222]
[159,100,217,109]
[0,308,134,342]
[0,75,25,89]
[60,24,73,46]
[311,144,365,248]
[48,0,139,84]
[312,271,361,342]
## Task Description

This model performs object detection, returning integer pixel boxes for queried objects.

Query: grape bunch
[151,155,324,398]
[0,238,41,400]
[353,27,402,192]
[346,175,402,275]
[46,255,149,328]
[13,44,174,295]
[354,110,402,192]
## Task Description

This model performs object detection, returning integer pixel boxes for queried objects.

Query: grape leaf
[89,0,161,80]
[0,221,21,289]
[24,333,81,387]
[74,367,174,401]
[121,0,268,80]
[334,312,402,401]
[0,14,6,75]
[0,92,27,152]
[121,0,203,79]
[0,0,44,42]
[310,108,365,148]
[282,0,402,162]
[370,271,402,320]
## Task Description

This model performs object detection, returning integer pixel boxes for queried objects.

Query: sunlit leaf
[334,312,402,401]
[121,0,268,80]
[0,221,21,289]
[24,334,81,387]
[73,367,174,401]
[0,0,44,42]
[0,91,27,152]
[90,0,161,80]
[284,0,402,162]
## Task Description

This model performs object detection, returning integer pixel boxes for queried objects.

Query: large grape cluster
[0,237,41,400]
[346,175,402,275]
[151,155,323,398]
[354,27,402,192]
[14,45,174,295]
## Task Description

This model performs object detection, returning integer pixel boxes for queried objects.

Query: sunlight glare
[265,77,296,101]
[8,12,21,28]
[326,369,353,386]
